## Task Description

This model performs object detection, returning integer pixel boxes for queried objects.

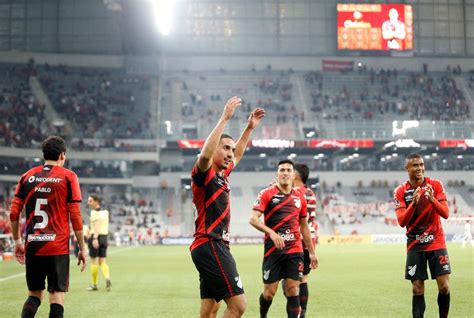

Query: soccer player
[292,163,318,318]
[462,219,473,248]
[190,96,265,318]
[393,153,451,318]
[87,194,112,291]
[9,135,86,318]
[250,159,318,318]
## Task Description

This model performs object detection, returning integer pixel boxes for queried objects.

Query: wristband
[14,239,22,245]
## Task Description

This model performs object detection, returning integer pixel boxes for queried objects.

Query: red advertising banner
[309,139,374,148]
[337,3,413,51]
[439,139,474,149]
[177,139,204,149]
[322,60,354,72]
[177,139,375,149]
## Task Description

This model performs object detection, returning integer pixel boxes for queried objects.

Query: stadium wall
[0,52,473,73]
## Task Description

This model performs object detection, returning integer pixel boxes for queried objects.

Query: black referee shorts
[88,235,108,258]
[191,240,244,302]
[25,254,70,292]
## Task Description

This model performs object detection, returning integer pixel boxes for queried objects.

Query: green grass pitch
[1,243,472,317]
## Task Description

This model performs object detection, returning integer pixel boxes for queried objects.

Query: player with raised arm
[393,153,451,318]
[190,96,265,318]
[9,136,86,318]
[250,159,318,318]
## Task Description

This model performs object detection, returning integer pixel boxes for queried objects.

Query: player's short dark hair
[220,134,234,141]
[277,159,294,168]
[42,136,66,161]
[89,194,101,204]
[406,153,423,161]
[294,163,309,184]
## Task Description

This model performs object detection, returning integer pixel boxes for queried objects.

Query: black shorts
[303,249,312,276]
[405,248,451,280]
[25,254,70,292]
[191,240,244,302]
[88,235,108,258]
[262,252,304,284]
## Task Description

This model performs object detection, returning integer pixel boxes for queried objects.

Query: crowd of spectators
[305,69,470,122]
[176,69,301,128]
[0,62,50,148]
[39,63,152,139]
[0,158,124,178]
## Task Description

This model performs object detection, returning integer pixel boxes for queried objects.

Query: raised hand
[247,108,266,130]
[424,184,435,203]
[221,96,242,121]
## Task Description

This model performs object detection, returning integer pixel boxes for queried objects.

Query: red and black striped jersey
[393,177,447,252]
[190,162,234,251]
[13,165,82,256]
[295,185,317,248]
[253,185,307,257]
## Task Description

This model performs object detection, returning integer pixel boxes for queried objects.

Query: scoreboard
[337,3,413,51]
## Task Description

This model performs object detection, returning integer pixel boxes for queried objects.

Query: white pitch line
[0,272,24,282]
[0,245,140,282]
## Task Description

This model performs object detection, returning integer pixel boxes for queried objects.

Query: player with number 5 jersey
[9,135,86,318]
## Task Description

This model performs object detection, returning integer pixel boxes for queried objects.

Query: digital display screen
[337,4,413,51]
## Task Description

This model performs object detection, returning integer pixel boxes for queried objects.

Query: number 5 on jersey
[34,198,49,229]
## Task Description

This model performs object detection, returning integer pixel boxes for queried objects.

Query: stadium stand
[38,64,153,139]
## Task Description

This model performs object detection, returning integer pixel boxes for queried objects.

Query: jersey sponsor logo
[271,197,280,203]
[277,229,296,242]
[408,265,417,276]
[35,187,52,193]
[27,234,56,242]
[404,189,414,203]
[263,269,270,280]
[416,233,434,243]
[235,276,243,289]
[28,176,63,183]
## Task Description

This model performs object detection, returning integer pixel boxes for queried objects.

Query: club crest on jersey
[222,230,230,241]
[293,197,301,208]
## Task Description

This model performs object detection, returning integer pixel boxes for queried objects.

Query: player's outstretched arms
[197,96,242,172]
[234,108,265,165]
